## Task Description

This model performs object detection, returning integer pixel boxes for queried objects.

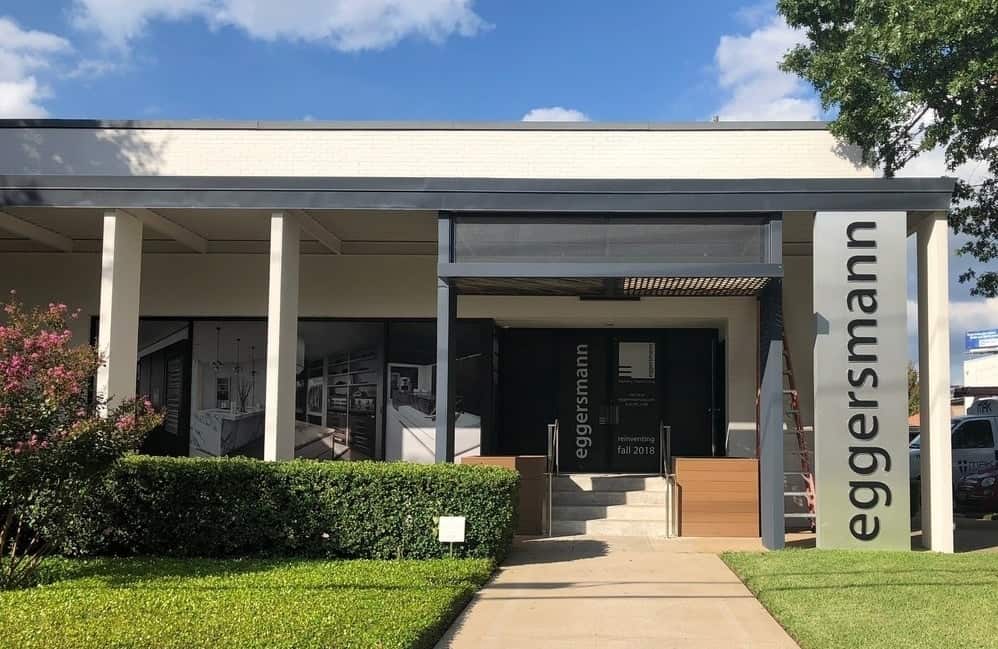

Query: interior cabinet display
[326,347,380,460]
[306,360,325,423]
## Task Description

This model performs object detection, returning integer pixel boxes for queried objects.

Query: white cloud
[713,12,820,121]
[72,0,487,51]
[64,58,126,79]
[951,300,998,334]
[908,298,998,339]
[0,78,48,118]
[521,106,590,122]
[0,17,72,117]
[734,1,775,28]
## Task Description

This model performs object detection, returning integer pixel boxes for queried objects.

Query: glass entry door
[609,338,661,473]
[556,333,662,473]
[495,327,719,472]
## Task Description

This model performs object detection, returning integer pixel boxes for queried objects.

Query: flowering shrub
[0,292,161,589]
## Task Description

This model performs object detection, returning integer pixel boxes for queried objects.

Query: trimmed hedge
[56,456,518,560]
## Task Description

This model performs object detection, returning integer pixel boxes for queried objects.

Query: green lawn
[0,557,493,649]
[722,550,998,649]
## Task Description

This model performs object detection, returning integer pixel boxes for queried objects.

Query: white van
[909,397,998,487]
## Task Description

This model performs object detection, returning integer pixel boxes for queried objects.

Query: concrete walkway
[436,536,800,649]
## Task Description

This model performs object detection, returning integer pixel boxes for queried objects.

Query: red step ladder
[783,341,816,530]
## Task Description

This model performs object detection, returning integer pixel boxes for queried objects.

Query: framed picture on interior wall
[306,376,325,417]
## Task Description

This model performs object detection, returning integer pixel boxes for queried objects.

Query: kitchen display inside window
[174,318,488,463]
[295,321,384,461]
[188,320,386,461]
[189,321,267,458]
[384,321,490,462]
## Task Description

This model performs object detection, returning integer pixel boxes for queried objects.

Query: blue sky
[1,0,807,121]
[0,0,995,382]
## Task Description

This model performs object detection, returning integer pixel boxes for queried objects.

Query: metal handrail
[545,420,559,537]
[546,421,560,475]
[666,474,679,538]
[554,419,559,475]
[660,423,672,475]
[660,422,678,538]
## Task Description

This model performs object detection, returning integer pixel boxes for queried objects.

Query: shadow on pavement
[785,515,998,552]
[502,537,610,566]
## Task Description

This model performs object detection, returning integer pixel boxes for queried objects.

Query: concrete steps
[551,519,672,536]
[553,474,668,492]
[553,504,667,521]
[552,489,668,506]
[550,474,670,537]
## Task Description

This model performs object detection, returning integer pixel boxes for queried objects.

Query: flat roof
[0,176,956,212]
[0,119,830,132]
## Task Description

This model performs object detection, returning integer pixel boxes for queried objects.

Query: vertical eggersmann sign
[814,212,910,549]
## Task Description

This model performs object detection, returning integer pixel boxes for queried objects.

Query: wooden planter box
[674,457,760,537]
[459,455,546,535]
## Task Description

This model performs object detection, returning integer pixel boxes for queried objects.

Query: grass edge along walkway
[722,549,998,649]
[0,556,493,649]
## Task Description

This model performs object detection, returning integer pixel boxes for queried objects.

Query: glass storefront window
[136,317,493,463]
[384,321,491,462]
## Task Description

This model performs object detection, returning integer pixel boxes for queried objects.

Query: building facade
[0,120,955,550]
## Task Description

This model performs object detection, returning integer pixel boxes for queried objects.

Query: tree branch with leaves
[779,0,998,295]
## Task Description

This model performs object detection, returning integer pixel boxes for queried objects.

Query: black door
[556,332,661,473]
[556,332,609,472]
[661,329,719,458]
[496,329,560,456]
[608,336,661,472]
[497,328,719,472]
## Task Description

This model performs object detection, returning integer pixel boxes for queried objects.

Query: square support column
[96,209,143,413]
[759,279,785,550]
[916,212,954,553]
[264,212,300,461]
[435,216,456,463]
[435,278,457,463]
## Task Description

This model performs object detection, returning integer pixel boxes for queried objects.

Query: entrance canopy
[450,276,772,297]
[442,213,782,297]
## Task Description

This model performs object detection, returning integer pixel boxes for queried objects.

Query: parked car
[956,463,998,513]
[909,399,998,514]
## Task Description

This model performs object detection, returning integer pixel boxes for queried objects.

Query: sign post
[813,212,910,550]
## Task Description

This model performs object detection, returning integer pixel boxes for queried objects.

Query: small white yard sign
[438,516,466,543]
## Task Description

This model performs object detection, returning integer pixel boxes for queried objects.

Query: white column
[96,209,143,413]
[264,212,300,461]
[916,212,954,553]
